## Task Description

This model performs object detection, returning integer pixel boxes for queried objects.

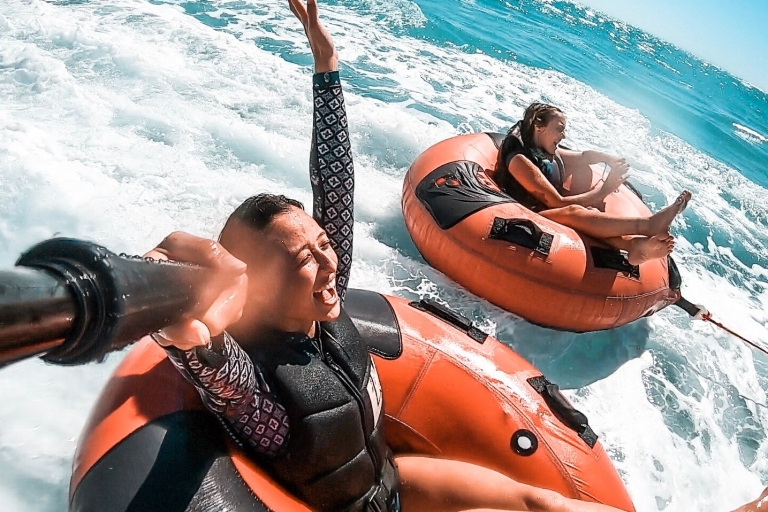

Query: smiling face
[219,206,341,340]
[533,113,567,156]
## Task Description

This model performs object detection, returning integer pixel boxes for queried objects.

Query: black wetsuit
[494,121,565,212]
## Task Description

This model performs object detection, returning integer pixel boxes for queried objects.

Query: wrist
[314,54,338,74]
[591,151,610,164]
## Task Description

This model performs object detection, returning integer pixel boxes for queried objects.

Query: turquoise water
[0,0,766,510]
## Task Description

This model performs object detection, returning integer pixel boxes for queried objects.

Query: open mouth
[313,277,338,306]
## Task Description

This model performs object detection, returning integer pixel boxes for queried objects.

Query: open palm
[288,0,338,72]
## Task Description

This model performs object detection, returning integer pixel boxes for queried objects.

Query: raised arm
[292,0,354,302]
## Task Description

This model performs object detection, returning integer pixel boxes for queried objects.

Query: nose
[316,247,337,274]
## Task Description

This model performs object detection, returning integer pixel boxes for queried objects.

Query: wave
[734,123,768,144]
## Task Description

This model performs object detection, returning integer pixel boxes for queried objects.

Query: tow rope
[676,297,768,357]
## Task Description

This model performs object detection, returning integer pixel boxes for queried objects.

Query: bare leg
[730,487,768,512]
[540,191,691,239]
[395,456,629,512]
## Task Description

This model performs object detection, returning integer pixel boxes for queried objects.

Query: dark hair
[227,193,305,231]
[519,102,564,148]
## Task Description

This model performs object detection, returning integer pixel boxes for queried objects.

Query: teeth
[314,278,337,305]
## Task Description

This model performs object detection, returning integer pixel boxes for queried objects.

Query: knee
[522,487,569,512]
[563,204,588,215]
[545,204,586,221]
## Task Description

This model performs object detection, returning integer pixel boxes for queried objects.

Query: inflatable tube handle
[527,376,598,448]
[489,218,553,256]
[15,238,205,365]
[409,299,488,344]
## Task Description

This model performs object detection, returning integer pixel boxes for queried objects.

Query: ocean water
[0,0,766,510]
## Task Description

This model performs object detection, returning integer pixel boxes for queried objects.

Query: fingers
[199,273,248,337]
[155,319,212,351]
[142,248,170,261]
[288,0,309,28]
[307,0,318,23]
[148,231,248,350]
[158,231,246,276]
[610,162,629,174]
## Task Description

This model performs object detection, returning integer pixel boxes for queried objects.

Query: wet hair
[519,102,564,148]
[227,193,305,231]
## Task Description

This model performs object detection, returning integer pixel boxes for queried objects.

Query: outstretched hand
[289,0,338,73]
[600,159,630,195]
[144,232,248,351]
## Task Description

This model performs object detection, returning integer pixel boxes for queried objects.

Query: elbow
[541,195,568,209]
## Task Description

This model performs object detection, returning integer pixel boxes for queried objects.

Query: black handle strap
[409,298,488,344]
[528,376,598,448]
[488,217,554,256]
[589,246,640,278]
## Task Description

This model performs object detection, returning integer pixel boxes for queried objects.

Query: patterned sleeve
[309,71,354,303]
[162,333,289,458]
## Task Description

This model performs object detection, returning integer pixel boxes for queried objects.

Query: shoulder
[508,152,536,170]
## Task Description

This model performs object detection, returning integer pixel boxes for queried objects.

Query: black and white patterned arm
[309,71,354,303]
[163,334,290,457]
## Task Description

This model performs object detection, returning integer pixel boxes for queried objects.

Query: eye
[297,251,313,266]
[320,239,332,250]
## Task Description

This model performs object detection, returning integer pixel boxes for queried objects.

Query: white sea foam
[0,0,766,511]
[735,123,768,144]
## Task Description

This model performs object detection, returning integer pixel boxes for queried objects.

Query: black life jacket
[247,308,396,512]
[494,122,565,212]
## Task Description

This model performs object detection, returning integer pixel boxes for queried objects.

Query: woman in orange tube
[494,103,691,265]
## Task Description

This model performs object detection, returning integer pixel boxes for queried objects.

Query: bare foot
[627,234,675,265]
[730,486,768,512]
[646,191,691,235]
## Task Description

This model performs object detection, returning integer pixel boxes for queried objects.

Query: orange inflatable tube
[402,133,682,332]
[70,289,634,512]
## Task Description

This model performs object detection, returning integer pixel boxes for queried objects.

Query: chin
[320,302,342,322]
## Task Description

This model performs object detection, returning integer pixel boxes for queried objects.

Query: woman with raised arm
[145,2,764,511]
[495,104,691,265]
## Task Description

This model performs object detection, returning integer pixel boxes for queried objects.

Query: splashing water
[0,0,766,510]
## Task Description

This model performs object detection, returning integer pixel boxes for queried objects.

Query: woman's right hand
[144,232,248,351]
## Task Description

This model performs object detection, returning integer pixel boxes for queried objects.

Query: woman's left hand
[289,0,338,73]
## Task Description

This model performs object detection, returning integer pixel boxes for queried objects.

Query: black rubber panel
[667,255,682,291]
[589,246,640,279]
[488,217,554,257]
[408,298,488,344]
[344,288,403,359]
[485,132,506,149]
[414,160,513,230]
[624,180,643,200]
[70,412,271,512]
[527,376,598,449]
